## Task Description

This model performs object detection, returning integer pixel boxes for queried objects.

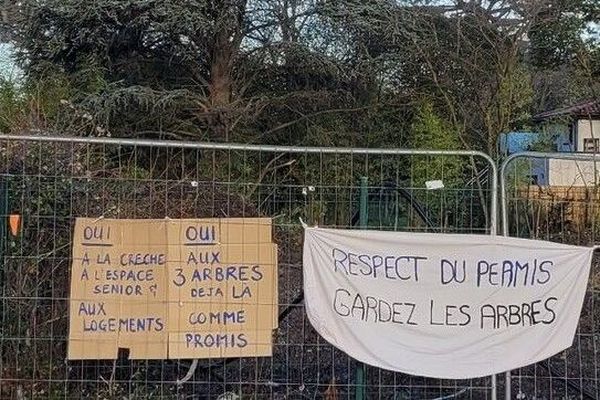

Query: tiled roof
[533,99,600,121]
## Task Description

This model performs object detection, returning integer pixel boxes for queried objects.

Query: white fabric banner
[303,227,594,379]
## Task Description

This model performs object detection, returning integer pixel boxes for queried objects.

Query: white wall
[548,159,600,187]
[576,119,600,151]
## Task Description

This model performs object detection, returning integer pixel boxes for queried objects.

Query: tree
[5,0,355,142]
[528,0,598,69]
[321,0,543,157]
[1,0,596,149]
[410,101,462,187]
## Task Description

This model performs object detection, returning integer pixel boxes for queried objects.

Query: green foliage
[528,0,599,111]
[529,131,558,153]
[409,102,463,188]
[24,68,73,117]
[498,65,534,128]
[529,0,598,69]
[0,0,597,147]
[0,78,25,132]
[0,67,76,133]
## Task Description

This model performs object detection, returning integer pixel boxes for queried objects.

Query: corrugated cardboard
[68,218,277,360]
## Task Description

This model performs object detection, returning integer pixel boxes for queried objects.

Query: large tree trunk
[209,34,234,108]
[208,37,235,140]
[205,0,247,140]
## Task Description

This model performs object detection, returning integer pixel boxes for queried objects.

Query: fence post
[359,176,369,227]
[355,176,369,400]
[0,178,6,281]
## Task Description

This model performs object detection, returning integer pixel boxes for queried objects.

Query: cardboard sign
[68,218,277,360]
[303,227,593,379]
[166,219,278,358]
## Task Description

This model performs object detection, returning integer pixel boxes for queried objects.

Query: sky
[0,43,21,81]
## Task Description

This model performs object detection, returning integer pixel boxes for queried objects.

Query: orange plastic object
[9,214,21,236]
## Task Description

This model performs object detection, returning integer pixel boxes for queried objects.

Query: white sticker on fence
[302,227,594,379]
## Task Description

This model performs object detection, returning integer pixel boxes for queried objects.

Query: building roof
[533,99,600,122]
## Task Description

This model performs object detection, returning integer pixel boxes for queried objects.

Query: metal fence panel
[0,135,496,399]
[502,152,600,400]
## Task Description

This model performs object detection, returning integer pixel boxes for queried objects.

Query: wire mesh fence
[0,135,496,399]
[502,153,600,400]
